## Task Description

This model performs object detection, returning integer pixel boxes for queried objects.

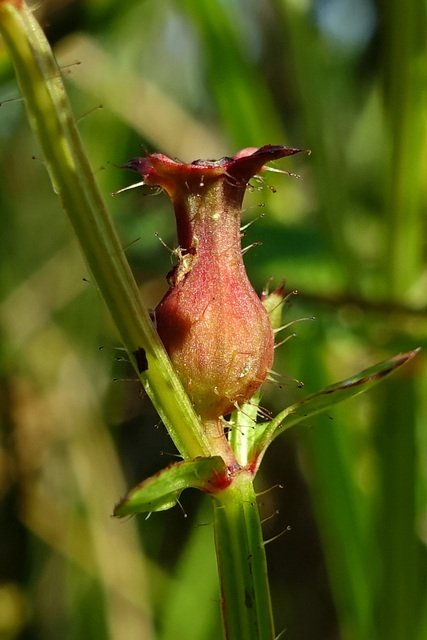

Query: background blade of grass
[380,0,427,299]
[179,0,285,147]
[374,374,423,640]
[158,498,221,640]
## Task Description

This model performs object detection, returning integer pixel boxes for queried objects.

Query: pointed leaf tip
[250,348,420,466]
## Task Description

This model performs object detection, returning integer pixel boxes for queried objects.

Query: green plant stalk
[180,0,284,147]
[381,0,426,299]
[0,0,210,460]
[213,471,275,640]
[379,2,425,637]
[228,394,259,467]
[274,0,359,288]
[0,3,278,638]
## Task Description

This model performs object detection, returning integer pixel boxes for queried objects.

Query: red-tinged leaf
[251,349,420,467]
[113,456,230,517]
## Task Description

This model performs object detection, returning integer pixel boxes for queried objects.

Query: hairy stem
[213,471,275,640]
[0,0,210,460]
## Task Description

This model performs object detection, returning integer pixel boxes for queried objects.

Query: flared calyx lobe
[126,145,303,421]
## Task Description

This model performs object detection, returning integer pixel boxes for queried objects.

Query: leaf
[251,349,420,464]
[113,456,230,516]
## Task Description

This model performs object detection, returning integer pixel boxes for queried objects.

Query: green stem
[213,471,275,640]
[380,0,426,299]
[0,0,210,460]
[228,397,259,467]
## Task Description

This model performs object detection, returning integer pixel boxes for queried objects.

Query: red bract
[125,145,302,422]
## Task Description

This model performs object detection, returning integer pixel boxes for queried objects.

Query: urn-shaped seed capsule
[125,145,303,421]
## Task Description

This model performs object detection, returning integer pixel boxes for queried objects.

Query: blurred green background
[0,1,426,639]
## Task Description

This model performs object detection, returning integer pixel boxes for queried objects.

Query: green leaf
[251,348,420,465]
[114,456,229,516]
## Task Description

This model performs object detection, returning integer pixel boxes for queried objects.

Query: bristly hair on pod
[124,145,305,422]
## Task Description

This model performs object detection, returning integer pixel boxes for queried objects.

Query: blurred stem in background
[380,0,426,300]
[376,3,426,639]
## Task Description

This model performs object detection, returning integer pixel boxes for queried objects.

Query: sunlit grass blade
[381,0,427,299]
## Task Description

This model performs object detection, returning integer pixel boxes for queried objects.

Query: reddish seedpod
[126,145,303,421]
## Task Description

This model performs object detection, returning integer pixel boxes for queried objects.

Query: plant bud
[125,145,302,421]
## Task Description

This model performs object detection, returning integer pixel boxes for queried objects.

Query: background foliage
[0,1,426,639]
